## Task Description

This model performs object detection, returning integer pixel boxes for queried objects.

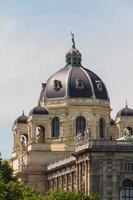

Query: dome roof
[39,35,109,102]
[40,67,109,100]
[116,105,133,117]
[29,105,48,116]
[14,112,28,125]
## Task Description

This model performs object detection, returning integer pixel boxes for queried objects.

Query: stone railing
[47,156,76,171]
[75,139,133,152]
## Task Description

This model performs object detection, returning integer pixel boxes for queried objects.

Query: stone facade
[47,139,133,200]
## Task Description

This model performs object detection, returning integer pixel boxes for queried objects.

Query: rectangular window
[123,163,133,172]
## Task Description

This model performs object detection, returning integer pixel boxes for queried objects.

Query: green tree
[44,189,102,200]
[0,159,16,183]
[0,159,43,200]
[0,181,43,200]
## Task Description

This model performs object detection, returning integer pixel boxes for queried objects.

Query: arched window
[52,117,60,138]
[20,133,28,146]
[99,118,105,138]
[128,127,133,135]
[124,127,133,136]
[36,125,45,143]
[120,179,133,199]
[20,133,28,150]
[76,116,86,135]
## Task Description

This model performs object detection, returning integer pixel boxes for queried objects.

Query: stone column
[70,172,73,191]
[28,125,32,144]
[61,176,63,189]
[55,177,57,188]
[47,180,50,190]
[102,160,107,200]
[50,180,52,189]
[76,163,79,191]
[51,179,54,189]
[31,124,36,143]
[73,172,76,191]
[112,160,118,200]
[85,160,88,195]
[57,177,59,188]
[66,174,68,190]
[79,162,82,191]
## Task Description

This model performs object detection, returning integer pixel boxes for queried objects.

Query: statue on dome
[71,31,76,48]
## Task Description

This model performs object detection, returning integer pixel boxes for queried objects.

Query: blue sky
[1,0,133,158]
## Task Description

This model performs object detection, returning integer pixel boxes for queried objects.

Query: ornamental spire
[125,99,128,130]
[71,31,76,48]
[125,99,128,108]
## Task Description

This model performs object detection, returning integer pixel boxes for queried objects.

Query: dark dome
[39,66,109,101]
[39,37,109,102]
[116,106,133,117]
[14,112,28,125]
[29,105,48,115]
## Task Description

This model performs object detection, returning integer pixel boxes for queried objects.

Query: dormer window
[54,80,62,91]
[96,80,103,91]
[76,79,84,89]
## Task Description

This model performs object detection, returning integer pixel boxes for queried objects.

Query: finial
[71,31,75,48]
[22,110,25,116]
[125,99,128,108]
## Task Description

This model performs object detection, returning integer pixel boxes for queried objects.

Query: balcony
[75,139,133,152]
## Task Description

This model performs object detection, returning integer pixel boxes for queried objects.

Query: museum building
[12,36,133,200]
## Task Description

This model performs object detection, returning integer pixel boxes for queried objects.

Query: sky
[0,0,133,158]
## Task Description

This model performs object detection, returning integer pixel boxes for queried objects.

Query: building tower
[12,36,116,194]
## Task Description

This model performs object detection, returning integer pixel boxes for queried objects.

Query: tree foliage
[0,181,43,200]
[0,159,43,200]
[44,189,102,200]
[0,159,16,183]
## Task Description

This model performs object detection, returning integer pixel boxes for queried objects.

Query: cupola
[14,111,28,125]
[29,105,48,116]
[39,34,109,102]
